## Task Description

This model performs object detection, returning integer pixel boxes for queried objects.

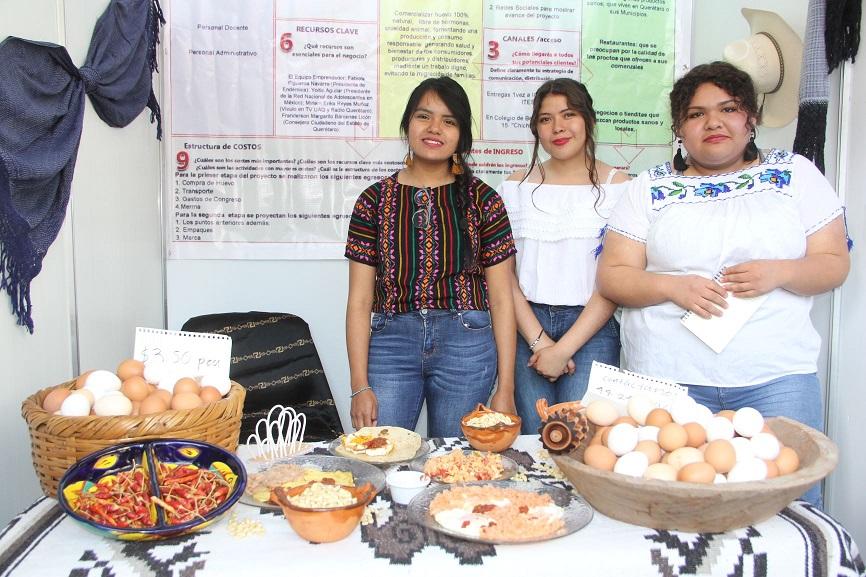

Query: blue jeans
[686,373,824,508]
[368,309,497,438]
[515,303,621,434]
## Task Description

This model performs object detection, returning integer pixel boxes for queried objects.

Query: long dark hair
[400,76,476,269]
[522,78,603,210]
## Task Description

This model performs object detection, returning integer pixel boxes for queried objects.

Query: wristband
[528,328,545,352]
[350,386,372,398]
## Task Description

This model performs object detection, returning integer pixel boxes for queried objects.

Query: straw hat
[723,8,803,128]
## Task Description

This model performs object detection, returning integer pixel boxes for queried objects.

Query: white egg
[585,399,619,427]
[143,362,165,384]
[200,373,231,396]
[713,473,728,484]
[705,416,735,441]
[60,392,92,416]
[627,395,655,425]
[692,403,715,428]
[606,423,639,456]
[669,396,697,425]
[644,462,677,481]
[613,451,649,477]
[637,425,660,442]
[83,370,122,400]
[733,407,764,438]
[729,436,755,462]
[93,392,133,416]
[750,432,781,460]
[727,457,768,482]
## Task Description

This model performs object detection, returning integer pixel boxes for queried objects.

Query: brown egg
[645,408,673,428]
[199,386,223,404]
[634,440,662,465]
[173,377,201,396]
[683,422,707,448]
[677,461,716,484]
[613,415,638,426]
[704,439,736,474]
[120,376,149,402]
[583,445,617,471]
[139,393,169,415]
[131,400,141,416]
[43,388,72,413]
[75,370,93,389]
[171,392,203,411]
[658,422,688,452]
[775,446,800,475]
[764,459,780,479]
[116,359,145,381]
[716,409,736,422]
[154,389,172,405]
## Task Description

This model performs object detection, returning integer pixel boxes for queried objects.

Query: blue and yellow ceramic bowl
[58,439,246,540]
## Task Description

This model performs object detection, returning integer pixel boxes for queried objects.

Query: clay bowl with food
[271,481,375,543]
[58,439,246,540]
[552,416,838,532]
[460,403,521,453]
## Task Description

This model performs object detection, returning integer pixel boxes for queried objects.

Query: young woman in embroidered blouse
[345,77,517,437]
[498,78,630,434]
[597,62,849,505]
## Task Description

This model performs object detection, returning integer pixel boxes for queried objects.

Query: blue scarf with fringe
[0,0,164,332]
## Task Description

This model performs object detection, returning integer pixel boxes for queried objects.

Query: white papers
[680,285,769,354]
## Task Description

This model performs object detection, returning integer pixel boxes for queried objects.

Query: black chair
[181,311,344,442]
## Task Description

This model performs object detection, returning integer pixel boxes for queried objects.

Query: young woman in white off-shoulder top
[498,78,630,434]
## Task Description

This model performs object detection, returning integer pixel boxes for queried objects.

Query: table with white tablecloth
[1,436,863,577]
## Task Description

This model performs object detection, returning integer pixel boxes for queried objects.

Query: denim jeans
[686,372,824,508]
[368,309,497,438]
[515,302,621,434]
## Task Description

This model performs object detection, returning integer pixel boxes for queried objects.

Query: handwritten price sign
[582,361,688,414]
[133,327,231,382]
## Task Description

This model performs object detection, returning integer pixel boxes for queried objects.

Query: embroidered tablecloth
[1,436,863,577]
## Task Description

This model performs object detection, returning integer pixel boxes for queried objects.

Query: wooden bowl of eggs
[552,398,838,532]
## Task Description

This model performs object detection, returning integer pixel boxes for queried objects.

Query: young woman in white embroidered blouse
[498,78,630,433]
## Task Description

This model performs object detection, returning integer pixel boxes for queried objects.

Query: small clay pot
[271,482,375,543]
[460,403,521,452]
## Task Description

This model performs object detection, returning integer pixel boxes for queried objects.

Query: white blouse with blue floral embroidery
[607,149,845,387]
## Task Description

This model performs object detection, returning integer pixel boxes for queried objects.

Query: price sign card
[133,327,231,382]
[582,361,688,414]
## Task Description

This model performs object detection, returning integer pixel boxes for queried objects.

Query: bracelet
[528,328,545,352]
[350,386,372,398]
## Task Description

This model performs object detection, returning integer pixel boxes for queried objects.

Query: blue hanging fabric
[0,0,164,332]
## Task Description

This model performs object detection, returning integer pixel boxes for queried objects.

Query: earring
[451,153,464,175]
[404,149,413,168]
[743,129,759,162]
[673,138,688,172]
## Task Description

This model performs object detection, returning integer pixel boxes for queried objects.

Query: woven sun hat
[723,8,803,127]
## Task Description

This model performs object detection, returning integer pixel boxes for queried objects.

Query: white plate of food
[408,449,519,483]
[240,454,385,509]
[328,426,431,466]
[407,480,593,544]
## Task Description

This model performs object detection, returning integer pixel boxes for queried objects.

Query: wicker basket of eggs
[22,359,245,496]
[550,396,837,532]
